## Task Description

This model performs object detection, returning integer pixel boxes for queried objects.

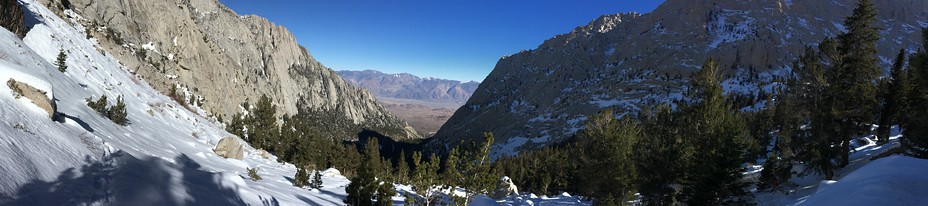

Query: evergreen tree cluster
[85,95,128,126]
[495,58,752,205]
[491,2,928,204]
[345,138,396,206]
[441,133,496,205]
[768,0,928,181]
[224,95,362,176]
[901,28,928,158]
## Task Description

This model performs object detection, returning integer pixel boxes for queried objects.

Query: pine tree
[636,105,687,205]
[248,95,278,151]
[108,95,128,126]
[903,28,928,158]
[294,168,309,187]
[443,133,495,205]
[227,112,246,138]
[55,49,67,72]
[277,115,297,163]
[832,0,881,167]
[577,109,638,203]
[394,150,410,184]
[345,138,395,206]
[86,95,109,115]
[789,44,841,180]
[680,58,751,205]
[876,49,908,144]
[411,151,440,206]
[311,170,324,189]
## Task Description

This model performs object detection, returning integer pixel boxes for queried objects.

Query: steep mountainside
[33,0,419,140]
[0,1,356,204]
[433,0,927,156]
[338,70,480,104]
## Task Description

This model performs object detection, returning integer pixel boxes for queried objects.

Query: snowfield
[797,155,928,205]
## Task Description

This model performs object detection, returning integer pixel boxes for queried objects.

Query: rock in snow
[213,136,244,160]
[492,176,520,199]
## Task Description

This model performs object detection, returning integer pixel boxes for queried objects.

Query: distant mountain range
[337,70,480,137]
[337,70,480,104]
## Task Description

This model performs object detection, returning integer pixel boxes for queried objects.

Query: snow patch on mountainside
[796,155,928,205]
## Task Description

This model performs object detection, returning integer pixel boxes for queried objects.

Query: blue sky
[219,0,665,82]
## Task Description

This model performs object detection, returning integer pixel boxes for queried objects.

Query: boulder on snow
[7,79,56,119]
[492,176,519,199]
[0,0,26,38]
[255,149,271,159]
[213,136,244,159]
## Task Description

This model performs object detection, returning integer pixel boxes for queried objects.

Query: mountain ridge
[337,69,480,104]
[337,69,479,137]
[432,0,927,156]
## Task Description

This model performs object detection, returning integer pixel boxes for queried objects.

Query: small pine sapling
[247,167,262,181]
[55,49,67,72]
[294,168,309,187]
[310,170,324,189]
[108,95,128,126]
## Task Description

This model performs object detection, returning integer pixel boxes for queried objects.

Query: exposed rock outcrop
[213,136,244,160]
[433,0,927,155]
[1,0,26,38]
[7,79,55,119]
[492,176,519,199]
[36,0,419,140]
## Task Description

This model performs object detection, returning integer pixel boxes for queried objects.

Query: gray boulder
[7,79,56,119]
[492,176,519,199]
[213,136,244,160]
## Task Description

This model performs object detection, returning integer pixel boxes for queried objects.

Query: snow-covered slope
[797,155,928,206]
[0,1,351,205]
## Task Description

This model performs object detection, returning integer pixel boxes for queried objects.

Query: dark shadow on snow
[55,112,94,133]
[0,151,247,206]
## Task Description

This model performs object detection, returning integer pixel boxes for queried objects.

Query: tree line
[494,0,928,205]
[218,1,928,205]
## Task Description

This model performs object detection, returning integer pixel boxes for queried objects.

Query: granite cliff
[35,0,419,140]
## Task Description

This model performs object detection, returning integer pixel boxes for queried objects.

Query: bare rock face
[213,136,244,160]
[37,0,419,140]
[433,0,928,155]
[492,176,519,199]
[7,79,56,119]
[1,0,26,38]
